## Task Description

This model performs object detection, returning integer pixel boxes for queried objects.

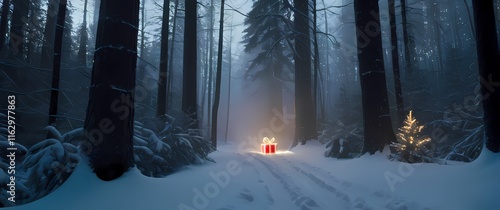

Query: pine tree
[242,0,293,78]
[391,111,432,163]
[242,0,292,143]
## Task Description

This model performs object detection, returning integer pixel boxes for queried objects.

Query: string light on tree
[391,111,432,163]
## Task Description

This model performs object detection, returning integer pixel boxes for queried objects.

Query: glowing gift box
[261,137,277,154]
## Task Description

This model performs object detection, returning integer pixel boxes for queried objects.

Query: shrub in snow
[0,125,81,206]
[19,127,82,203]
[426,116,483,163]
[323,121,363,158]
[0,142,31,207]
[134,118,215,177]
[21,133,80,202]
[390,111,433,163]
[0,113,215,205]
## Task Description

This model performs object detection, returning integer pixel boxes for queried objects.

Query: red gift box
[261,143,277,154]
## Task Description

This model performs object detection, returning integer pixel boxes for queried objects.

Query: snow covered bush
[21,138,80,201]
[0,124,81,206]
[20,126,81,202]
[1,112,215,205]
[323,121,363,158]
[426,118,483,163]
[134,117,215,177]
[390,111,433,163]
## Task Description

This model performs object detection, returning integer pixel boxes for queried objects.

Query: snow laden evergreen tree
[242,0,293,142]
[391,111,432,163]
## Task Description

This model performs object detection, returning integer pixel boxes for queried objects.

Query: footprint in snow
[239,189,254,202]
[353,197,374,210]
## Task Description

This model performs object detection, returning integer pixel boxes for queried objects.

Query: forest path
[208,143,431,210]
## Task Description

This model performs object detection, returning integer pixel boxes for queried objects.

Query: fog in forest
[0,0,500,206]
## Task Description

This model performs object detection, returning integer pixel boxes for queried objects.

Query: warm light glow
[261,137,277,154]
[250,150,293,155]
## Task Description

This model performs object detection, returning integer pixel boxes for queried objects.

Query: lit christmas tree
[391,111,432,163]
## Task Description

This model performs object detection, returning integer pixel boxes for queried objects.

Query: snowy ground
[6,141,500,210]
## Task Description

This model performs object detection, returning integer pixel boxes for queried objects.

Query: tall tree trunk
[10,0,29,60]
[157,0,170,118]
[200,23,209,130]
[321,0,330,118]
[292,0,317,147]
[389,0,404,126]
[47,0,67,128]
[224,23,233,143]
[353,0,395,154]
[84,0,139,181]
[207,0,215,137]
[166,0,179,109]
[90,0,100,57]
[0,0,11,54]
[472,0,500,152]
[62,6,72,61]
[312,0,321,124]
[40,0,59,68]
[78,0,88,65]
[140,0,146,58]
[182,0,198,123]
[211,0,225,148]
[432,2,443,75]
[400,0,412,77]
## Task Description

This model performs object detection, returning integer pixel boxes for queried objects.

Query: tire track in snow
[283,159,430,210]
[244,156,275,206]
[251,154,321,210]
[285,160,374,210]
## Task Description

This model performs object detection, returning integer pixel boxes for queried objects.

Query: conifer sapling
[391,110,432,163]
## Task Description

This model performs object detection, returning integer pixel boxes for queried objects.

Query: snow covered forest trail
[224,146,429,210]
[7,141,500,210]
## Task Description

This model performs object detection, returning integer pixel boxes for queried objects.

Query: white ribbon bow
[263,137,275,144]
